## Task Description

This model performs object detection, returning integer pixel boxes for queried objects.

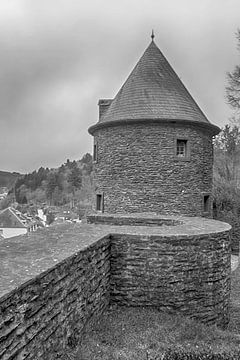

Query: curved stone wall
[93,122,213,216]
[106,214,231,328]
[0,216,231,358]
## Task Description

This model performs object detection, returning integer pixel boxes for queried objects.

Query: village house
[0,186,8,200]
[0,207,38,239]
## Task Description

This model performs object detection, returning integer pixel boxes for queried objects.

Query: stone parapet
[0,215,232,358]
[110,231,230,327]
[90,214,231,327]
[0,226,110,360]
[87,213,182,227]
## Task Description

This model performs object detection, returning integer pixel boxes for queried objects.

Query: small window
[203,195,210,213]
[203,194,211,214]
[96,193,104,212]
[177,139,187,157]
[175,138,190,160]
[93,144,97,162]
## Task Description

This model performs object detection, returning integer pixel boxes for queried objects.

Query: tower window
[93,144,97,162]
[203,194,210,213]
[177,139,187,157]
[96,193,104,212]
[175,138,190,160]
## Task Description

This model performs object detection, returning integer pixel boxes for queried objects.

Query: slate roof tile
[99,40,211,125]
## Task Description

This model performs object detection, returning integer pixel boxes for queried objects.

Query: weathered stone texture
[87,213,182,227]
[0,215,231,358]
[0,236,110,360]
[110,230,231,327]
[93,123,213,216]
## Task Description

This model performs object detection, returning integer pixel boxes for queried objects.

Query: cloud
[0,0,240,172]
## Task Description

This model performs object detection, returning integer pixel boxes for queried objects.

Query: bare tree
[226,29,240,110]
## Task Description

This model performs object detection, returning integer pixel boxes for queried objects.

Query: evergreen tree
[68,163,82,191]
[10,153,92,207]
[46,172,62,203]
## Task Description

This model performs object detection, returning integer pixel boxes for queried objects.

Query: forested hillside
[0,153,93,214]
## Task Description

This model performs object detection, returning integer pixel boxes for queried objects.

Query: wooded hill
[0,153,93,212]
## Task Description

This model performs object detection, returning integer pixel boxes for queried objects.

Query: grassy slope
[77,264,240,360]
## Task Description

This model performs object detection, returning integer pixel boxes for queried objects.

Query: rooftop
[0,207,36,229]
[89,38,220,135]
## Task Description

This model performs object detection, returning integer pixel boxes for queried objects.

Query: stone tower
[88,37,220,216]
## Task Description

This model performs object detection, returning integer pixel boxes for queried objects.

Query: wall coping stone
[87,213,231,235]
[0,215,231,300]
[87,213,183,226]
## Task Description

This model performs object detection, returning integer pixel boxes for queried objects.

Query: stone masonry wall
[0,236,110,360]
[93,123,213,216]
[110,231,231,327]
[0,217,231,358]
[87,214,182,227]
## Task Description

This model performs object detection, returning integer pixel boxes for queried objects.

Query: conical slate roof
[89,39,220,135]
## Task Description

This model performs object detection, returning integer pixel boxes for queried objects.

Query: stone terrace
[0,215,231,359]
[0,216,230,298]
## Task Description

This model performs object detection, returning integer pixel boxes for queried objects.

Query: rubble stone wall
[110,230,231,327]
[0,216,231,359]
[93,123,213,216]
[0,236,110,360]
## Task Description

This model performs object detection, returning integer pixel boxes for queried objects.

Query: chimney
[98,99,112,119]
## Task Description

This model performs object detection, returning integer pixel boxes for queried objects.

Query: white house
[0,207,38,239]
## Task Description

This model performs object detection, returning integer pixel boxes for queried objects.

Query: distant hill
[0,171,21,189]
[13,153,93,207]
[0,153,93,215]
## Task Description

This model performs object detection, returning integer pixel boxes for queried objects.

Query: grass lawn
[75,262,240,360]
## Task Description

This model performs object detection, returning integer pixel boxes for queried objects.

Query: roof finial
[151,29,155,41]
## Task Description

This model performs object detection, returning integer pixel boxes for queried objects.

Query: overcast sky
[0,0,240,173]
